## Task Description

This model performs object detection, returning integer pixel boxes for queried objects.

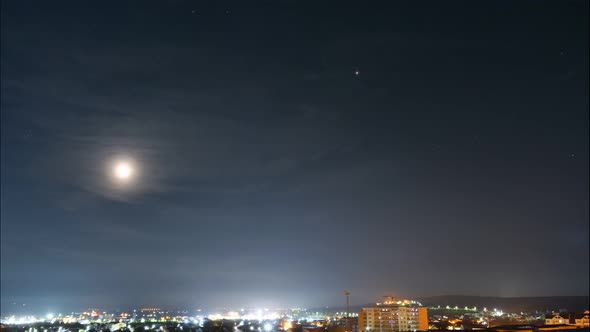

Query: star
[354,69,360,76]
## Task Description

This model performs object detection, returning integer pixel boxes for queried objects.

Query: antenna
[343,291,350,319]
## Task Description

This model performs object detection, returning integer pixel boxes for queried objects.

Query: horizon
[3,294,589,316]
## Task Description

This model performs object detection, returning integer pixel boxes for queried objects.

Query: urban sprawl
[1,297,588,332]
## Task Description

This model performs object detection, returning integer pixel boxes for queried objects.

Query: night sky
[1,1,588,313]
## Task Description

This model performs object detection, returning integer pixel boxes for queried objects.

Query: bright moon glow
[114,162,134,181]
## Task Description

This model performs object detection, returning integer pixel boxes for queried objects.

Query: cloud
[3,51,370,207]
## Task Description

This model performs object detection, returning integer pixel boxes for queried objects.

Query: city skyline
[2,295,588,317]
[1,296,589,331]
[1,0,589,313]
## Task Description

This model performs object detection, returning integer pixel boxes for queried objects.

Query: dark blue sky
[1,0,588,314]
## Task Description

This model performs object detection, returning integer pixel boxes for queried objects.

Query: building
[358,299,428,332]
[545,310,590,328]
[571,310,590,328]
[328,318,358,332]
[545,313,567,325]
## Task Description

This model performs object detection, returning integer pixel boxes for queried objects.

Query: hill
[323,296,589,313]
[417,295,589,312]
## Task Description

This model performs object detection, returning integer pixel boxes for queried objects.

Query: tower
[344,290,351,319]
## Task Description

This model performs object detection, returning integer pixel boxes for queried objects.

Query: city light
[282,320,293,330]
[1,300,586,332]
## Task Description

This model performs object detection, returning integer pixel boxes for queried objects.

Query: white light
[115,162,133,180]
[264,323,273,332]
[46,314,54,320]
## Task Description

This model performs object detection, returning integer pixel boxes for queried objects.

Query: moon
[115,162,133,180]
[111,159,136,183]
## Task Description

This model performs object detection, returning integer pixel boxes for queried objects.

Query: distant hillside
[416,295,589,313]
[321,296,589,314]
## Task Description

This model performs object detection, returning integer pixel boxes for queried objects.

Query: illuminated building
[546,310,590,328]
[573,310,590,327]
[545,313,567,325]
[358,299,428,332]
